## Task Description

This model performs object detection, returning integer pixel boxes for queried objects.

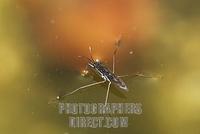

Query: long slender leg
[112,52,116,73]
[118,73,162,79]
[105,82,111,106]
[60,80,106,99]
[112,38,121,73]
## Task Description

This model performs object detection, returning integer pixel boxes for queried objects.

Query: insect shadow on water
[49,37,162,106]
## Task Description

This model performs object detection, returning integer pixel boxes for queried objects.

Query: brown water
[0,0,200,134]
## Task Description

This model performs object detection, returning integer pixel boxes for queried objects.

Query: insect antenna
[112,35,122,73]
[88,46,95,62]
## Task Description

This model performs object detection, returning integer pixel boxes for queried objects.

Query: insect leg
[112,50,116,73]
[118,73,162,79]
[112,38,121,73]
[105,82,111,106]
[59,80,106,99]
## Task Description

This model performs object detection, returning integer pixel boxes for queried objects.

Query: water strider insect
[55,38,160,105]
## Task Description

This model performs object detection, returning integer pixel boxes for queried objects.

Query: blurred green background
[0,0,200,134]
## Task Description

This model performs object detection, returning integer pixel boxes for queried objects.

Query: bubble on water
[81,70,89,76]
[129,50,133,55]
[50,19,55,24]
[55,35,59,40]
[56,96,60,100]
[27,88,31,92]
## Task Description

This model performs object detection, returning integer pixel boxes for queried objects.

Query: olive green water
[0,0,200,134]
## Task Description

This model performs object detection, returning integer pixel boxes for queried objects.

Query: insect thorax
[90,62,113,81]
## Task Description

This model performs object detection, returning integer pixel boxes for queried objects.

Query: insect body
[55,38,158,105]
[89,61,128,91]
